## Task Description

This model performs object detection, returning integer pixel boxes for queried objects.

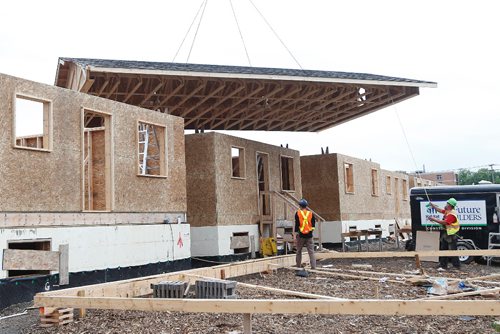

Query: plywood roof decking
[55,58,436,132]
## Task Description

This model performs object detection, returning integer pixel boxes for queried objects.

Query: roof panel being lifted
[55,57,436,132]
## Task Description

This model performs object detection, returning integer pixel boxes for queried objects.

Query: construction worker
[294,199,317,270]
[428,198,461,270]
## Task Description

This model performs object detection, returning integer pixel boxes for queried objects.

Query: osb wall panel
[111,103,186,212]
[335,153,410,221]
[90,130,106,211]
[212,132,302,226]
[0,73,186,214]
[300,154,341,221]
[185,134,217,227]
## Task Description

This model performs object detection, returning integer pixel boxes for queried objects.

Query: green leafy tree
[458,168,500,185]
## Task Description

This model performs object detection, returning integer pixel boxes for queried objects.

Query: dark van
[409,184,500,263]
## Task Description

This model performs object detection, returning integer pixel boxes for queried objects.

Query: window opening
[231,147,245,178]
[14,95,51,150]
[281,156,295,191]
[371,169,379,196]
[344,163,354,193]
[7,240,51,277]
[257,153,270,216]
[386,176,392,194]
[138,122,166,176]
[83,110,111,211]
[402,179,408,200]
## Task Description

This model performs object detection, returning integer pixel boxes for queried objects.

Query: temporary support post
[243,313,252,334]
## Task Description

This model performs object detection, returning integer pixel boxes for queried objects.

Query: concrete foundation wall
[190,224,259,257]
[0,223,191,279]
[0,73,187,215]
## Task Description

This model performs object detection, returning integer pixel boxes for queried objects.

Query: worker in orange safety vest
[294,198,316,270]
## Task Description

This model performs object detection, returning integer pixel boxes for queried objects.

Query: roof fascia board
[87,66,437,88]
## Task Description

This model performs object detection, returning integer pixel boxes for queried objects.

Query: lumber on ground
[315,249,500,260]
[33,296,500,316]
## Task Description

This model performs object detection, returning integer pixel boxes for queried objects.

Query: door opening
[83,110,111,211]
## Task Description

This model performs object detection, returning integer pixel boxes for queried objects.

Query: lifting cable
[229,0,252,66]
[389,93,433,231]
[172,0,207,63]
[248,0,303,69]
[187,0,209,63]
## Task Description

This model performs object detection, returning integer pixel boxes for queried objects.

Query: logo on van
[421,200,487,226]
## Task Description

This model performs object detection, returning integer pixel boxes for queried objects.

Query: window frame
[402,179,408,201]
[230,146,246,179]
[136,120,168,178]
[386,175,392,195]
[280,155,295,192]
[371,168,379,196]
[344,162,355,194]
[12,93,53,152]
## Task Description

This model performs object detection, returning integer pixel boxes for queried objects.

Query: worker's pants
[439,232,460,268]
[296,237,316,269]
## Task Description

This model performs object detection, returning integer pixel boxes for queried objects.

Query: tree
[458,168,500,185]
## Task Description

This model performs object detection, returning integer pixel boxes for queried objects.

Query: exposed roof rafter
[55,58,436,132]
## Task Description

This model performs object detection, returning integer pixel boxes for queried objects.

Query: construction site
[1,1,500,333]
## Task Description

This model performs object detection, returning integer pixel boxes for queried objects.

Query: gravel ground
[1,243,499,334]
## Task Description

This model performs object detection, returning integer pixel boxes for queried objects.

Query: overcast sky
[1,0,498,172]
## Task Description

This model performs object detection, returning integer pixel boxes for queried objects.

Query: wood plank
[2,249,59,271]
[33,296,500,316]
[286,267,406,284]
[243,313,252,334]
[0,212,183,228]
[420,287,500,300]
[316,249,500,260]
[230,235,250,249]
[58,244,69,285]
[77,290,86,318]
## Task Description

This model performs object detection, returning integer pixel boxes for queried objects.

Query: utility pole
[489,164,495,183]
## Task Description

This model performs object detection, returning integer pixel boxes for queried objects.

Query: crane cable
[229,0,252,66]
[248,0,303,69]
[389,93,433,230]
[187,0,209,63]
[172,0,207,63]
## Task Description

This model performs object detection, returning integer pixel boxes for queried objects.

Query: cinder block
[195,279,237,299]
[151,281,188,298]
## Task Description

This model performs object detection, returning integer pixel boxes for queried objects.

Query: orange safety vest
[443,210,460,236]
[297,209,314,234]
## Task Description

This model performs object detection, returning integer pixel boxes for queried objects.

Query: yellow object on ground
[261,237,277,256]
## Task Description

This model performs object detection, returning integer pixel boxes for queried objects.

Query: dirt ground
[1,243,499,334]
